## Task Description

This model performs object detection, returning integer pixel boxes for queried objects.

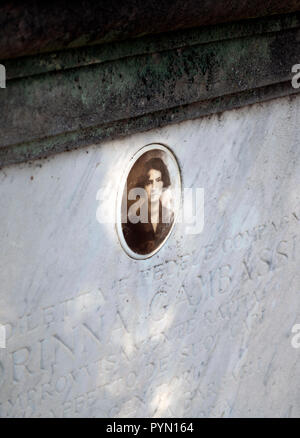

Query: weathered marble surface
[0,94,299,417]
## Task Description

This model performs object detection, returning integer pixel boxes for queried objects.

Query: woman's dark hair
[138,157,171,188]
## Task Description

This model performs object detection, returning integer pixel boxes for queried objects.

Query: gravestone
[0,1,300,418]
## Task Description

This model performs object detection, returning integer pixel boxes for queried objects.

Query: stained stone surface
[0,94,300,417]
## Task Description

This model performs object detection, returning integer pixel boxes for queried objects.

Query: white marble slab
[0,94,300,417]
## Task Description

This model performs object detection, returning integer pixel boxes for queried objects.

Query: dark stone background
[1,0,300,59]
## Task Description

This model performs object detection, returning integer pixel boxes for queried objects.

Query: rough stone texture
[5,13,299,81]
[1,13,300,167]
[0,94,299,417]
[1,0,300,60]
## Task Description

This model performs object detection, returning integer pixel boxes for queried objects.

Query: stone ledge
[1,82,298,168]
[0,12,299,167]
[4,13,300,81]
[1,0,300,60]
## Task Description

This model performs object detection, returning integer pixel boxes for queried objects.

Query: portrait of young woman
[117,145,181,258]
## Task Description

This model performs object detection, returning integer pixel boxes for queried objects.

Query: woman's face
[145,169,163,202]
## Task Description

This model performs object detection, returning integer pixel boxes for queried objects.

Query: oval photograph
[117,144,181,259]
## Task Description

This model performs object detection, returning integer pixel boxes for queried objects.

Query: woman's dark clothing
[122,201,174,255]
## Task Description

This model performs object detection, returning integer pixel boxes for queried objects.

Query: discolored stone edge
[0,12,299,168]
[4,13,300,81]
[1,0,300,60]
[0,81,298,168]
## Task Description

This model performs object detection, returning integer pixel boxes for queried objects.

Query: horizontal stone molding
[0,12,300,167]
[1,0,300,60]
